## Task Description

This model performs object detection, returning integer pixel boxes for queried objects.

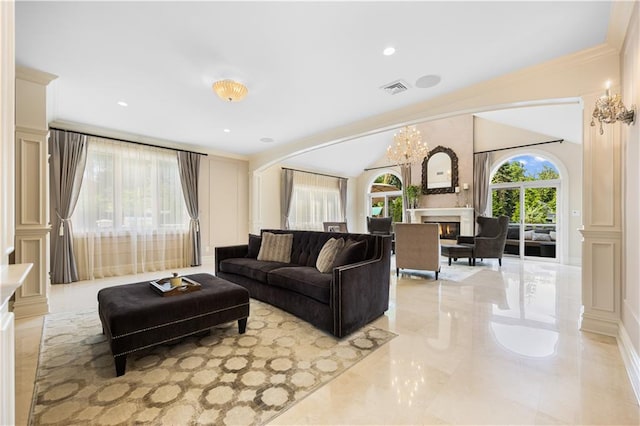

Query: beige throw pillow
[316,238,345,273]
[257,232,293,263]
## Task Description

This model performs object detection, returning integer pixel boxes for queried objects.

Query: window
[73,137,189,233]
[288,172,342,230]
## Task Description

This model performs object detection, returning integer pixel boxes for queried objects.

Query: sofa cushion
[267,266,332,304]
[246,234,262,258]
[219,258,290,283]
[258,232,293,263]
[333,239,368,268]
[507,226,519,240]
[316,237,345,273]
[532,232,551,241]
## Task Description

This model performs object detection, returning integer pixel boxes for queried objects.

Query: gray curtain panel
[177,151,202,266]
[474,152,491,217]
[49,130,88,284]
[281,169,294,229]
[338,177,348,222]
[400,163,411,222]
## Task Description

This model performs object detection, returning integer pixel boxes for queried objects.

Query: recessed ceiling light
[415,75,441,88]
[260,137,274,143]
[383,47,396,56]
[117,101,128,107]
[223,128,231,133]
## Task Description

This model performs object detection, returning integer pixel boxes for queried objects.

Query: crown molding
[15,66,57,85]
[607,1,635,51]
[251,44,620,172]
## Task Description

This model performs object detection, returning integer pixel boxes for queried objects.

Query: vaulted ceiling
[16,1,611,173]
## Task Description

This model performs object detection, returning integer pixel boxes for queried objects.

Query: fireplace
[425,221,460,239]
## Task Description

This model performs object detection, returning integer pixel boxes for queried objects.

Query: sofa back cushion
[261,229,379,267]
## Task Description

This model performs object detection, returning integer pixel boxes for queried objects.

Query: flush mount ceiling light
[117,100,128,107]
[213,79,248,102]
[383,46,396,56]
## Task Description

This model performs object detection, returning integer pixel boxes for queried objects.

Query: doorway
[490,155,560,261]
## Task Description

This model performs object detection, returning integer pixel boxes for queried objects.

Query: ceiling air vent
[380,79,410,95]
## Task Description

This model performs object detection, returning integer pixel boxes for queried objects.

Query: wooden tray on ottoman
[150,276,201,297]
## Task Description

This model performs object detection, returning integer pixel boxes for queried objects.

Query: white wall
[198,155,249,263]
[474,117,583,265]
[621,2,640,365]
[250,163,358,234]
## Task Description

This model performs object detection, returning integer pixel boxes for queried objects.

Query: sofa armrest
[330,236,392,337]
[457,235,475,245]
[215,245,248,275]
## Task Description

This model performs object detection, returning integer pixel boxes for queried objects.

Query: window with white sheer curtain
[72,137,190,279]
[288,171,342,230]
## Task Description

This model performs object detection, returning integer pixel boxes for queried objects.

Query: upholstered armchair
[394,223,441,279]
[457,215,509,266]
[367,216,394,252]
[366,216,392,235]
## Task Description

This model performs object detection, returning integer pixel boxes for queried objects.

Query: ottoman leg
[238,318,247,334]
[448,257,452,266]
[115,355,127,377]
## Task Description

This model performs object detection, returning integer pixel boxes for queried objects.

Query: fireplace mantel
[407,207,475,236]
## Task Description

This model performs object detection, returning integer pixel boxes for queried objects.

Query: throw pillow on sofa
[316,237,345,273]
[257,232,293,263]
[332,239,367,268]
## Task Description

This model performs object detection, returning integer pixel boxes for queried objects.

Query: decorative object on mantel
[462,183,470,207]
[213,79,248,102]
[387,125,430,222]
[421,145,459,195]
[590,80,635,135]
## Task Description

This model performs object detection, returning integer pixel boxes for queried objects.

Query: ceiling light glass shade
[387,125,429,165]
[213,80,248,102]
[590,86,635,135]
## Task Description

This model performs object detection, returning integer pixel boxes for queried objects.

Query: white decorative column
[13,66,57,319]
[579,92,623,336]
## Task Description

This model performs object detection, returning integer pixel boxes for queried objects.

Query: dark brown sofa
[215,229,392,338]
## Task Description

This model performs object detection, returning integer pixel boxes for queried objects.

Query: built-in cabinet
[13,67,56,318]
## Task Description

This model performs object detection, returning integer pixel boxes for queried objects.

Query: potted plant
[406,184,421,209]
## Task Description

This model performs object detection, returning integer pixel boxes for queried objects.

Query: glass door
[491,182,559,261]
[492,186,522,257]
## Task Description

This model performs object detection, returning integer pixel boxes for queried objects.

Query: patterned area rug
[30,300,395,425]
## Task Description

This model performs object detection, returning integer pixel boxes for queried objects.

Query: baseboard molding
[13,298,49,319]
[618,324,640,405]
[580,313,619,337]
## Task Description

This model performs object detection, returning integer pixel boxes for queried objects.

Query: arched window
[367,172,403,222]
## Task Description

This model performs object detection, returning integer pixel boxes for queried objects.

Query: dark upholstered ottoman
[97,273,250,376]
[441,244,475,266]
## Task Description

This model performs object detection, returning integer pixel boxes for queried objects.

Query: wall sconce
[590,81,635,135]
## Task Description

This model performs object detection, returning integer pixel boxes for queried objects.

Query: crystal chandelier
[387,125,429,165]
[213,79,248,102]
[590,82,635,135]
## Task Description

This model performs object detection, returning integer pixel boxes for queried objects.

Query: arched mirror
[421,146,459,194]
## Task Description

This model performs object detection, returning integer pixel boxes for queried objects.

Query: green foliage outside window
[491,161,559,225]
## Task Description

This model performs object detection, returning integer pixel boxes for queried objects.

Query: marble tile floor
[14,258,640,425]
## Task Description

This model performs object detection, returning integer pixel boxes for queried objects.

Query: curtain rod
[474,139,563,155]
[281,167,346,180]
[49,127,209,157]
